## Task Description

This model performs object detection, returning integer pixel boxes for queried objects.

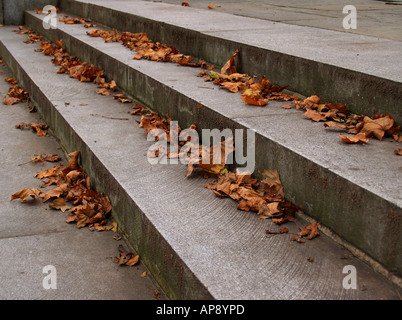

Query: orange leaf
[11,188,44,202]
[221,49,238,75]
[394,149,402,156]
[339,132,369,144]
[303,108,327,122]
[3,96,19,105]
[241,95,268,106]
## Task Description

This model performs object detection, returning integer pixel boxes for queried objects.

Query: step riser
[24,12,402,277]
[59,0,402,125]
[0,41,214,300]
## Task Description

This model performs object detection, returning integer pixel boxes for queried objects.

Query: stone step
[20,9,402,280]
[0,24,400,300]
[57,0,402,125]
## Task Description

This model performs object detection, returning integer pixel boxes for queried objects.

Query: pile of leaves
[15,122,48,137]
[15,26,43,44]
[36,39,131,100]
[38,12,402,153]
[138,112,235,176]
[2,77,30,105]
[200,49,295,106]
[113,244,140,267]
[290,94,402,146]
[205,167,319,242]
[11,150,113,230]
[137,112,317,242]
[86,27,215,69]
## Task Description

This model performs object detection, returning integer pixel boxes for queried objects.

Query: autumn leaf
[42,183,68,203]
[43,154,61,162]
[241,95,268,106]
[68,151,80,170]
[394,149,402,156]
[32,154,61,163]
[113,245,140,266]
[359,115,395,140]
[221,49,239,75]
[303,108,327,122]
[35,165,60,179]
[182,1,190,6]
[297,222,320,240]
[339,132,369,144]
[11,188,44,202]
[324,121,347,129]
[49,197,71,212]
[3,96,19,105]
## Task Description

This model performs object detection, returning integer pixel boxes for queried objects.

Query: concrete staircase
[0,0,400,299]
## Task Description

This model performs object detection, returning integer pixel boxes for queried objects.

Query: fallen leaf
[35,165,60,179]
[303,108,327,122]
[49,197,71,212]
[394,149,402,156]
[3,96,19,105]
[339,132,369,144]
[68,150,80,170]
[11,188,44,202]
[221,49,238,75]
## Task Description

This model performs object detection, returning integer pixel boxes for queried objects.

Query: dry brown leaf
[3,96,19,105]
[221,49,238,75]
[303,108,327,122]
[68,151,80,170]
[339,132,369,144]
[49,197,71,212]
[35,165,60,179]
[394,149,402,156]
[11,188,44,202]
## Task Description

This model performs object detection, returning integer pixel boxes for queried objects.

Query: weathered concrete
[58,0,402,125]
[160,0,402,41]
[0,26,400,299]
[0,61,165,300]
[1,0,59,25]
[22,11,402,279]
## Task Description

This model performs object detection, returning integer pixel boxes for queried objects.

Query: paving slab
[0,26,400,299]
[17,12,402,278]
[0,61,165,300]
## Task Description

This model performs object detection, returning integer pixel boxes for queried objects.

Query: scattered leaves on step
[113,245,140,266]
[31,154,61,164]
[290,222,320,243]
[11,150,113,230]
[15,122,48,137]
[84,28,214,69]
[59,16,86,24]
[3,79,29,106]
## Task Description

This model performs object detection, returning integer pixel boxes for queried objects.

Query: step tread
[65,0,402,82]
[0,26,400,299]
[20,10,402,277]
[25,11,402,208]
